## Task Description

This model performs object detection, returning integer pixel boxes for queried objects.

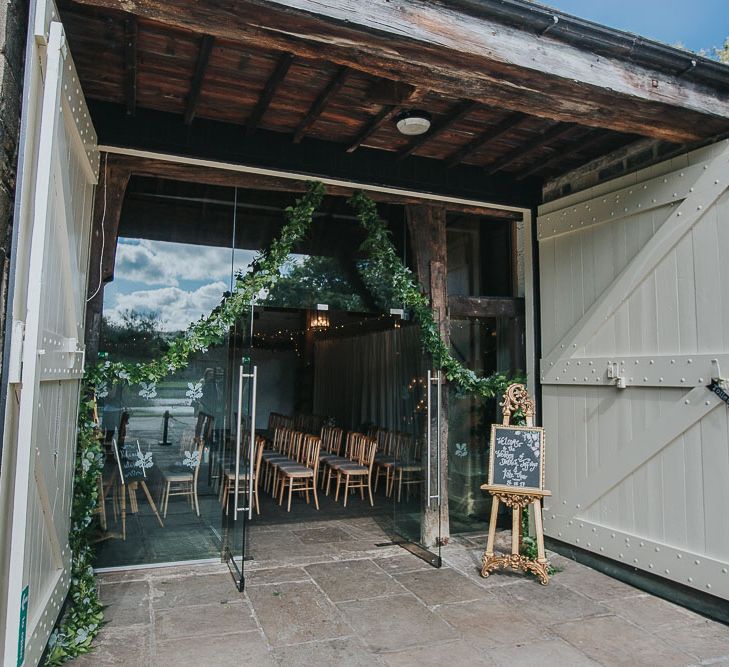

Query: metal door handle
[426,370,442,505]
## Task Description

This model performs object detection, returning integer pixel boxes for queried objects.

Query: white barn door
[0,1,98,664]
[538,140,729,600]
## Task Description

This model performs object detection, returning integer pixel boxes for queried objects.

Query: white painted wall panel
[0,3,98,663]
[538,140,729,600]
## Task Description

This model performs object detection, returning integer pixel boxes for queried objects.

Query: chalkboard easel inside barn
[480,383,552,585]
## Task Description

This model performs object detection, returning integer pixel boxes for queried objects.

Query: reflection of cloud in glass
[106,282,229,332]
[107,239,259,332]
[117,239,255,286]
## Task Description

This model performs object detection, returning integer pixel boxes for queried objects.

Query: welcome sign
[488,425,545,492]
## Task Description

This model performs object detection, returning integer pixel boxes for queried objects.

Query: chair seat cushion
[162,471,193,482]
[338,464,368,474]
[224,471,255,481]
[280,467,314,477]
[395,465,422,472]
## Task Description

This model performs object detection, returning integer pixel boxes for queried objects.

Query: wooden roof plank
[486,122,575,174]
[246,52,294,135]
[446,112,527,167]
[346,104,399,153]
[123,16,138,115]
[293,65,349,143]
[184,34,215,125]
[515,128,614,179]
[397,100,480,161]
[68,0,729,143]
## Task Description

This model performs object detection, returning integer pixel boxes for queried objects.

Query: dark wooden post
[84,157,131,363]
[405,204,450,547]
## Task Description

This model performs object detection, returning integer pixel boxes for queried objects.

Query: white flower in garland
[455,442,469,458]
[96,382,109,399]
[182,450,201,469]
[116,369,131,381]
[138,382,157,399]
[185,381,203,405]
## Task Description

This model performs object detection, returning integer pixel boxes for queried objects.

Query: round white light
[396,112,431,136]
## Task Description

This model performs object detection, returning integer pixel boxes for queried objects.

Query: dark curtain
[313,324,425,433]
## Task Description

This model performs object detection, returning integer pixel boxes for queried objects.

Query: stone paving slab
[73,524,729,666]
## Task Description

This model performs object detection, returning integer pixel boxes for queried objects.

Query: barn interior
[56,0,729,575]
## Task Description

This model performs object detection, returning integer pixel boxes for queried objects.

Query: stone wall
[0,0,26,379]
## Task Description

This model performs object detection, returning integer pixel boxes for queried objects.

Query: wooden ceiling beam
[346,104,399,153]
[397,100,480,161]
[515,129,614,179]
[445,113,527,168]
[123,16,137,115]
[184,34,215,125]
[293,66,349,143]
[246,52,294,136]
[486,122,576,174]
[69,0,729,143]
[104,153,522,217]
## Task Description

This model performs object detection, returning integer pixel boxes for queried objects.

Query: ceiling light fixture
[395,110,432,136]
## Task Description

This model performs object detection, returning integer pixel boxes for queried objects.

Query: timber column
[405,204,450,547]
[84,157,131,361]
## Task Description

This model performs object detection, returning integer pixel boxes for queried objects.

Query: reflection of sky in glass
[104,239,257,332]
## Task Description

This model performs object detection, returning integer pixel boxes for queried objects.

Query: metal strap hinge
[8,320,25,384]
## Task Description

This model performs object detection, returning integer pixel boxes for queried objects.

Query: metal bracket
[8,320,25,384]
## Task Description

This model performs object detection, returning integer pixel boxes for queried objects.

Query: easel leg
[531,498,550,585]
[511,504,520,557]
[121,486,127,541]
[481,496,500,578]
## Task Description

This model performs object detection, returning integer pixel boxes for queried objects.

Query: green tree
[266,255,368,310]
[100,309,168,362]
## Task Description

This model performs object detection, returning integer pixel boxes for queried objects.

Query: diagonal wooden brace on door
[559,385,722,513]
[541,142,729,372]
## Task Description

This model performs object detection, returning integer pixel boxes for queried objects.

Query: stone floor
[73,517,729,666]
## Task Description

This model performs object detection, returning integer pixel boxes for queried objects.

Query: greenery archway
[46,182,514,664]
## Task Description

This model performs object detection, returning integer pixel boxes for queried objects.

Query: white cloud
[106,281,229,332]
[115,239,256,286]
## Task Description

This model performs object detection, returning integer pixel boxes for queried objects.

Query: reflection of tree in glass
[266,256,369,311]
[101,309,169,362]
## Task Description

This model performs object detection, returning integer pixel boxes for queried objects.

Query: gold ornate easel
[480,384,552,585]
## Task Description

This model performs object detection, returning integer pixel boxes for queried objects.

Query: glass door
[390,321,443,566]
[221,310,257,591]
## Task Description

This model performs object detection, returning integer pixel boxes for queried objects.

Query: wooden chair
[392,434,423,502]
[323,431,364,495]
[269,430,305,498]
[277,434,321,511]
[159,436,205,517]
[221,435,265,515]
[318,425,344,486]
[373,430,399,493]
[333,436,377,507]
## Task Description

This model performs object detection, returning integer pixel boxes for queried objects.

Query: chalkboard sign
[488,425,545,491]
[112,439,153,483]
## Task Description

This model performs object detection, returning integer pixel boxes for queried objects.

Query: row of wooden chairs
[320,429,378,507]
[220,435,265,515]
[261,428,321,511]
[370,429,424,501]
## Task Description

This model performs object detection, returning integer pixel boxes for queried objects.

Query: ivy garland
[48,181,514,663]
[349,191,511,399]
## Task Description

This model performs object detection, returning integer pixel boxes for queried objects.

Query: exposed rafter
[397,100,480,161]
[246,52,294,135]
[184,35,215,125]
[294,66,349,143]
[445,113,527,168]
[516,129,613,179]
[346,104,399,153]
[486,122,575,174]
[69,0,729,142]
[123,16,137,115]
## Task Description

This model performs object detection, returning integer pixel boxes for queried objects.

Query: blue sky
[543,0,728,54]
